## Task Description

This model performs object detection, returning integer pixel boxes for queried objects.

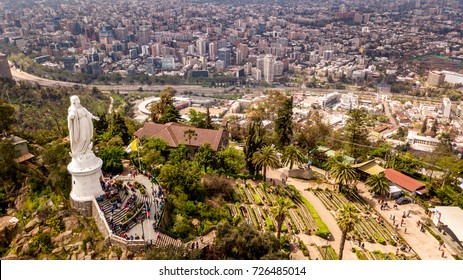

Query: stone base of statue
[67,151,104,216]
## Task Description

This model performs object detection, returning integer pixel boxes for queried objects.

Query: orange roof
[384,169,425,192]
[134,122,226,151]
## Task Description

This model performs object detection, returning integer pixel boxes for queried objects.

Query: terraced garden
[315,244,338,260]
[229,182,329,238]
[312,189,401,246]
[354,248,420,260]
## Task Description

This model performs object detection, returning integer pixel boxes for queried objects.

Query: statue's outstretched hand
[93,116,100,121]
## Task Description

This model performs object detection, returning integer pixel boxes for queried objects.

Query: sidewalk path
[266,168,357,260]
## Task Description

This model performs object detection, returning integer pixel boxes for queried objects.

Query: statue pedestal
[67,152,104,215]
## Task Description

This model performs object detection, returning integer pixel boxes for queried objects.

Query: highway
[10,65,378,96]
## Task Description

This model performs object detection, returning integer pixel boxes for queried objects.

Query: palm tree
[336,203,360,260]
[330,161,357,191]
[282,145,306,170]
[252,146,280,182]
[271,197,292,242]
[365,174,390,199]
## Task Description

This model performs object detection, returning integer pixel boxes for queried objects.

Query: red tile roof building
[384,168,426,194]
[134,122,228,151]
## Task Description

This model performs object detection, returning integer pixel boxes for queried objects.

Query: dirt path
[108,96,114,114]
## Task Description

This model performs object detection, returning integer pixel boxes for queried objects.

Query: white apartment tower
[263,54,275,83]
[196,38,206,56]
[209,42,218,61]
[442,97,452,118]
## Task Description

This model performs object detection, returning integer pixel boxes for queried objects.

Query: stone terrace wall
[91,198,146,252]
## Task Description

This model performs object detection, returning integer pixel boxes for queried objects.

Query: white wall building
[407,130,440,152]
[340,92,359,110]
[161,56,175,70]
[263,54,275,83]
[442,71,463,85]
[442,97,452,118]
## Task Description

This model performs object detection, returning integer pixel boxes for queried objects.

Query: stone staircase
[153,232,183,248]
[97,187,153,236]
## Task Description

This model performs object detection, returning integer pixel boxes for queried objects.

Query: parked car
[396,197,412,205]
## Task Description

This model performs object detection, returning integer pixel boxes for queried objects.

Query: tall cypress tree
[150,88,180,124]
[244,121,264,177]
[274,96,293,149]
[344,108,369,158]
[109,113,130,144]
[205,107,213,129]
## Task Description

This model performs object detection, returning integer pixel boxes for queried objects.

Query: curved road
[10,65,379,96]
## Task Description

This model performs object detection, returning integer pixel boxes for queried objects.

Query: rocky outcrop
[0,216,19,246]
[63,217,79,231]
[24,219,38,232]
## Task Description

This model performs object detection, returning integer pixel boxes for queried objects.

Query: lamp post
[325,234,331,260]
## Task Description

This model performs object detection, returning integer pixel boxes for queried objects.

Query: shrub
[280,235,290,251]
[253,194,262,205]
[376,234,386,245]
[30,232,53,254]
[230,189,240,203]
[265,217,275,231]
[299,240,309,257]
[45,215,64,236]
[355,248,368,260]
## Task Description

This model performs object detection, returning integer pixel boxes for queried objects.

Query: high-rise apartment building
[263,54,274,83]
[209,42,218,60]
[218,48,231,67]
[196,38,206,56]
[442,97,452,118]
[235,49,243,65]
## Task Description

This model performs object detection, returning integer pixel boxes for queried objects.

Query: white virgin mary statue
[68,95,100,157]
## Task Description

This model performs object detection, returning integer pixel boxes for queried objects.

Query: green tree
[244,121,264,177]
[217,146,245,176]
[187,109,206,128]
[158,161,205,202]
[205,107,213,129]
[194,143,216,173]
[168,144,190,164]
[183,129,198,147]
[94,113,108,137]
[150,88,180,124]
[430,119,438,137]
[0,139,21,199]
[108,113,130,145]
[395,126,406,139]
[344,109,369,158]
[213,220,285,260]
[293,110,332,151]
[141,138,169,166]
[336,203,360,260]
[274,96,293,148]
[271,197,292,242]
[41,142,72,196]
[330,161,357,191]
[281,145,305,170]
[420,118,428,134]
[98,146,125,174]
[365,174,390,198]
[0,99,15,136]
[252,146,280,182]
